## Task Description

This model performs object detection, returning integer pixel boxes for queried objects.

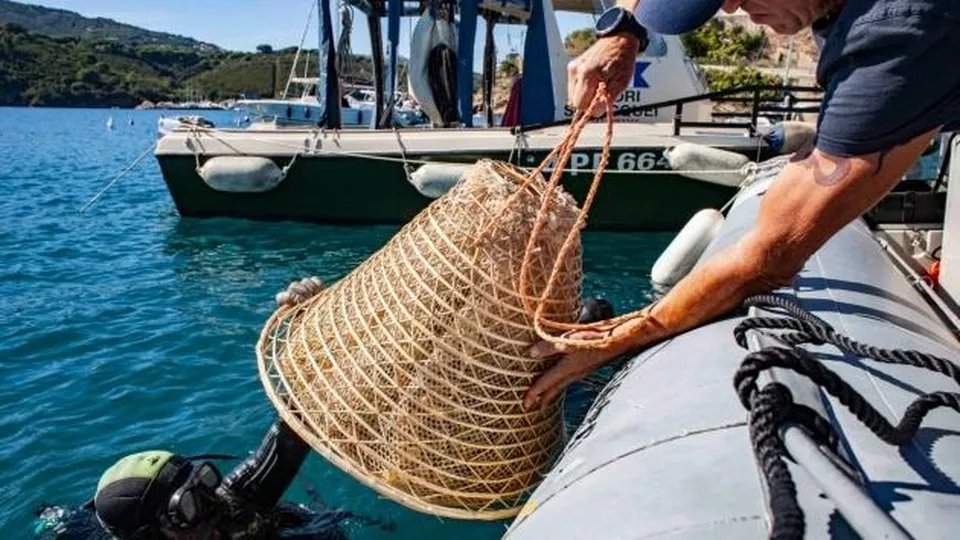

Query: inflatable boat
[506,138,960,539]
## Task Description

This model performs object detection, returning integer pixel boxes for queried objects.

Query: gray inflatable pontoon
[506,153,960,539]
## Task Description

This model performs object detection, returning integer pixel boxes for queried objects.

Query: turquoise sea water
[0,107,671,539]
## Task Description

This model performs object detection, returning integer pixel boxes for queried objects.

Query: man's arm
[523,128,938,410]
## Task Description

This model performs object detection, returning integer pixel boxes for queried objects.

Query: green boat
[156,122,779,231]
[155,0,813,231]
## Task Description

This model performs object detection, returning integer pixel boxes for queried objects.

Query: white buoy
[198,156,284,193]
[106,117,115,130]
[665,143,750,186]
[409,163,472,198]
[651,209,725,291]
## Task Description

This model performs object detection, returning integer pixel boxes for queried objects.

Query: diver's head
[94,451,223,539]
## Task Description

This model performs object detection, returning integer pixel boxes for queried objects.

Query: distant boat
[106,117,115,130]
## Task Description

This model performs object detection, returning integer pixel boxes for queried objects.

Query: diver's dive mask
[165,461,223,530]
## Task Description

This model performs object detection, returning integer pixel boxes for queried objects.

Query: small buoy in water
[106,117,115,130]
[651,209,725,291]
[664,143,749,186]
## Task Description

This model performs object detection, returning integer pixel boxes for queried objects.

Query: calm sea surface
[0,107,671,539]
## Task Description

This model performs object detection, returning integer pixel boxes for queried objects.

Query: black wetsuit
[215,420,348,540]
[35,420,349,540]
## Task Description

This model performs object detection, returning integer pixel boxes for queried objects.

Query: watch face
[597,8,624,34]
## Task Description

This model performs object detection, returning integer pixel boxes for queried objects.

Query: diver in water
[35,277,616,539]
[37,419,353,540]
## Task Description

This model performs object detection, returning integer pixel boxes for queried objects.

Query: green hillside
[0,22,385,107]
[0,0,214,49]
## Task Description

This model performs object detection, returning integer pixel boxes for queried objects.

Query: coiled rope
[734,294,960,540]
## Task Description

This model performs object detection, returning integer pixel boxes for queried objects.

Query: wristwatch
[595,6,649,45]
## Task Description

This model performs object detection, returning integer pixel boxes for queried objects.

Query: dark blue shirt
[815,0,960,156]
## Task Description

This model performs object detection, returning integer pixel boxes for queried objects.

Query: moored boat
[154,0,820,230]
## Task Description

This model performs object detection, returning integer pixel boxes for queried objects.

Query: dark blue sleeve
[815,1,960,156]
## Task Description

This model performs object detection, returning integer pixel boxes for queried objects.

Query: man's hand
[524,314,656,410]
[567,33,642,112]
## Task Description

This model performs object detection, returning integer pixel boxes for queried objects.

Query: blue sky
[26,1,597,64]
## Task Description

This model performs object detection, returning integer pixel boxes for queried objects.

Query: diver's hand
[275,276,325,307]
[523,319,645,411]
[567,34,643,112]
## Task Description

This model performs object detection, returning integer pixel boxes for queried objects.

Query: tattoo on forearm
[798,152,852,186]
[872,149,891,175]
[795,148,891,186]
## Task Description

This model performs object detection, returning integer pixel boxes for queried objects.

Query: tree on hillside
[256,44,273,54]
[498,52,521,78]
[681,19,765,64]
[703,66,781,98]
[564,28,596,56]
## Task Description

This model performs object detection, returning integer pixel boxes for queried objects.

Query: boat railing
[515,84,824,137]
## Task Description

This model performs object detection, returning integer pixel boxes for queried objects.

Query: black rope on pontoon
[734,294,960,540]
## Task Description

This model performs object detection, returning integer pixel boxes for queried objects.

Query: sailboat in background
[154,0,818,230]
[234,1,427,128]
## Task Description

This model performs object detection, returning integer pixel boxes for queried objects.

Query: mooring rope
[734,294,960,540]
[79,142,156,213]
[176,124,746,177]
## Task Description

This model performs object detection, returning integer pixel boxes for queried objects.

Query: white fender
[198,156,284,193]
[651,208,725,290]
[409,163,471,198]
[408,11,457,127]
[665,143,750,187]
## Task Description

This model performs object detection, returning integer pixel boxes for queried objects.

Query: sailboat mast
[317,0,342,128]
[457,0,478,127]
[369,6,387,127]
[381,0,402,128]
[283,0,317,99]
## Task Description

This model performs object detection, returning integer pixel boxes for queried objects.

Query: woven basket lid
[257,160,582,520]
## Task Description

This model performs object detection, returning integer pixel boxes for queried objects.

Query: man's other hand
[524,314,652,410]
[567,34,642,112]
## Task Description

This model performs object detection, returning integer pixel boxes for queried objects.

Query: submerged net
[257,160,583,519]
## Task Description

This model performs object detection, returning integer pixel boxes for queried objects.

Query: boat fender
[409,11,458,127]
[664,143,750,187]
[198,156,285,193]
[763,121,817,155]
[409,163,472,199]
[651,208,725,291]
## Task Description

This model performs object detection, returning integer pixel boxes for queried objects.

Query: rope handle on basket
[484,84,648,349]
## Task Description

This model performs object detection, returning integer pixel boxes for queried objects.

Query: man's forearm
[617,0,641,11]
[614,230,781,347]
[619,130,937,350]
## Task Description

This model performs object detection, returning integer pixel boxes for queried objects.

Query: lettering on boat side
[564,101,660,119]
[529,150,670,175]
